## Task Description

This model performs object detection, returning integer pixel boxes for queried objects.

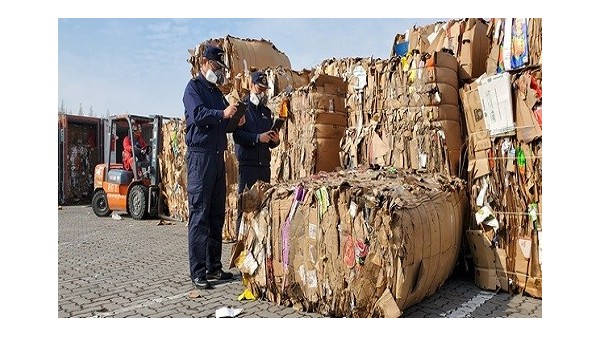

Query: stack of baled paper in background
[269,74,348,183]
[460,18,542,298]
[313,51,463,177]
[391,18,542,298]
[232,167,467,317]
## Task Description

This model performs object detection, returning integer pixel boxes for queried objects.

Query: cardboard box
[442,20,463,57]
[466,229,500,290]
[466,230,496,269]
[468,129,492,153]
[314,123,345,140]
[408,83,458,107]
[515,80,542,143]
[474,267,500,290]
[477,73,516,136]
[312,74,347,96]
[316,138,342,173]
[458,19,491,80]
[460,83,488,136]
[468,149,490,180]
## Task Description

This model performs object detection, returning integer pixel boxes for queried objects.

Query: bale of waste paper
[232,167,467,317]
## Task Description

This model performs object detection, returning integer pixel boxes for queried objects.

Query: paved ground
[58,205,541,319]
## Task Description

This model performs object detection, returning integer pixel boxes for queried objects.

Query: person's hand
[238,115,246,126]
[258,130,279,143]
[259,131,277,143]
[270,130,280,143]
[223,105,237,119]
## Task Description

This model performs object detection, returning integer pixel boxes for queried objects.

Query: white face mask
[205,69,219,84]
[250,92,267,106]
[250,92,261,106]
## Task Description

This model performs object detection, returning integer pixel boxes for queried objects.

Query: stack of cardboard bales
[462,18,542,298]
[400,18,542,297]
[158,118,188,221]
[160,17,542,303]
[233,167,467,317]
[270,74,348,183]
[314,52,462,176]
[392,17,542,298]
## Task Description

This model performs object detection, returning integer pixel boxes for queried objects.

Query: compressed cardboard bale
[270,74,348,182]
[233,167,467,317]
[312,53,461,176]
[187,35,291,95]
[159,118,188,222]
[466,136,542,298]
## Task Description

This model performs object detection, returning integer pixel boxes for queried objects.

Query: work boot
[192,277,213,290]
[206,269,233,282]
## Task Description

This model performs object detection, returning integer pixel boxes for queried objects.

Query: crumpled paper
[215,306,243,318]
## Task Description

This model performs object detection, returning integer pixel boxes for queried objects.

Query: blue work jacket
[183,75,229,153]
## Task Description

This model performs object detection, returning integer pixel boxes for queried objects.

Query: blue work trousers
[187,150,226,280]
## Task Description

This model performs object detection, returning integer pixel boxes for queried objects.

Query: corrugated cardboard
[468,130,492,152]
[515,83,542,143]
[458,19,491,80]
[468,149,490,179]
[426,50,458,73]
[438,119,463,151]
[423,66,459,90]
[316,138,342,173]
[424,105,461,122]
[477,73,516,136]
[408,83,459,107]
[292,92,345,114]
[312,74,347,96]
[460,83,487,136]
[374,288,401,318]
[442,20,463,57]
[315,124,345,139]
[225,35,291,75]
[314,111,348,126]
[466,229,500,290]
[447,149,461,177]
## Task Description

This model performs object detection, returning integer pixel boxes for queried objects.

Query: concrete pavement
[58,205,541,319]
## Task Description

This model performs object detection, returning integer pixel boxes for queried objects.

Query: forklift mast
[150,115,162,186]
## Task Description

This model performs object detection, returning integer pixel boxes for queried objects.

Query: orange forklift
[91,114,163,219]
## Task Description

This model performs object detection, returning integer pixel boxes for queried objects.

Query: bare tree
[88,105,95,117]
[59,99,66,114]
[78,103,84,116]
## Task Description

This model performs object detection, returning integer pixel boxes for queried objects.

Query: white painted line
[92,292,190,317]
[441,290,496,318]
[91,280,242,317]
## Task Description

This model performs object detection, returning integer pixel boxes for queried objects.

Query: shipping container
[58,114,104,205]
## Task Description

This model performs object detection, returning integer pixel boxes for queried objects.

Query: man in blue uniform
[233,71,280,235]
[183,45,243,290]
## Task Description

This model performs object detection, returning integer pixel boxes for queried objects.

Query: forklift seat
[107,169,134,185]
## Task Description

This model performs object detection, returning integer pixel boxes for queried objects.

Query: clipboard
[271,118,285,132]
[225,101,247,133]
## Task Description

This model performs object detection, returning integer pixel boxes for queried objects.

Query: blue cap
[251,71,270,89]
[203,45,227,69]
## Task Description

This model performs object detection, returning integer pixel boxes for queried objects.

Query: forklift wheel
[92,190,111,217]
[129,185,148,220]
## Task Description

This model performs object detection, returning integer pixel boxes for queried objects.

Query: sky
[58,18,447,118]
[1,2,597,336]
